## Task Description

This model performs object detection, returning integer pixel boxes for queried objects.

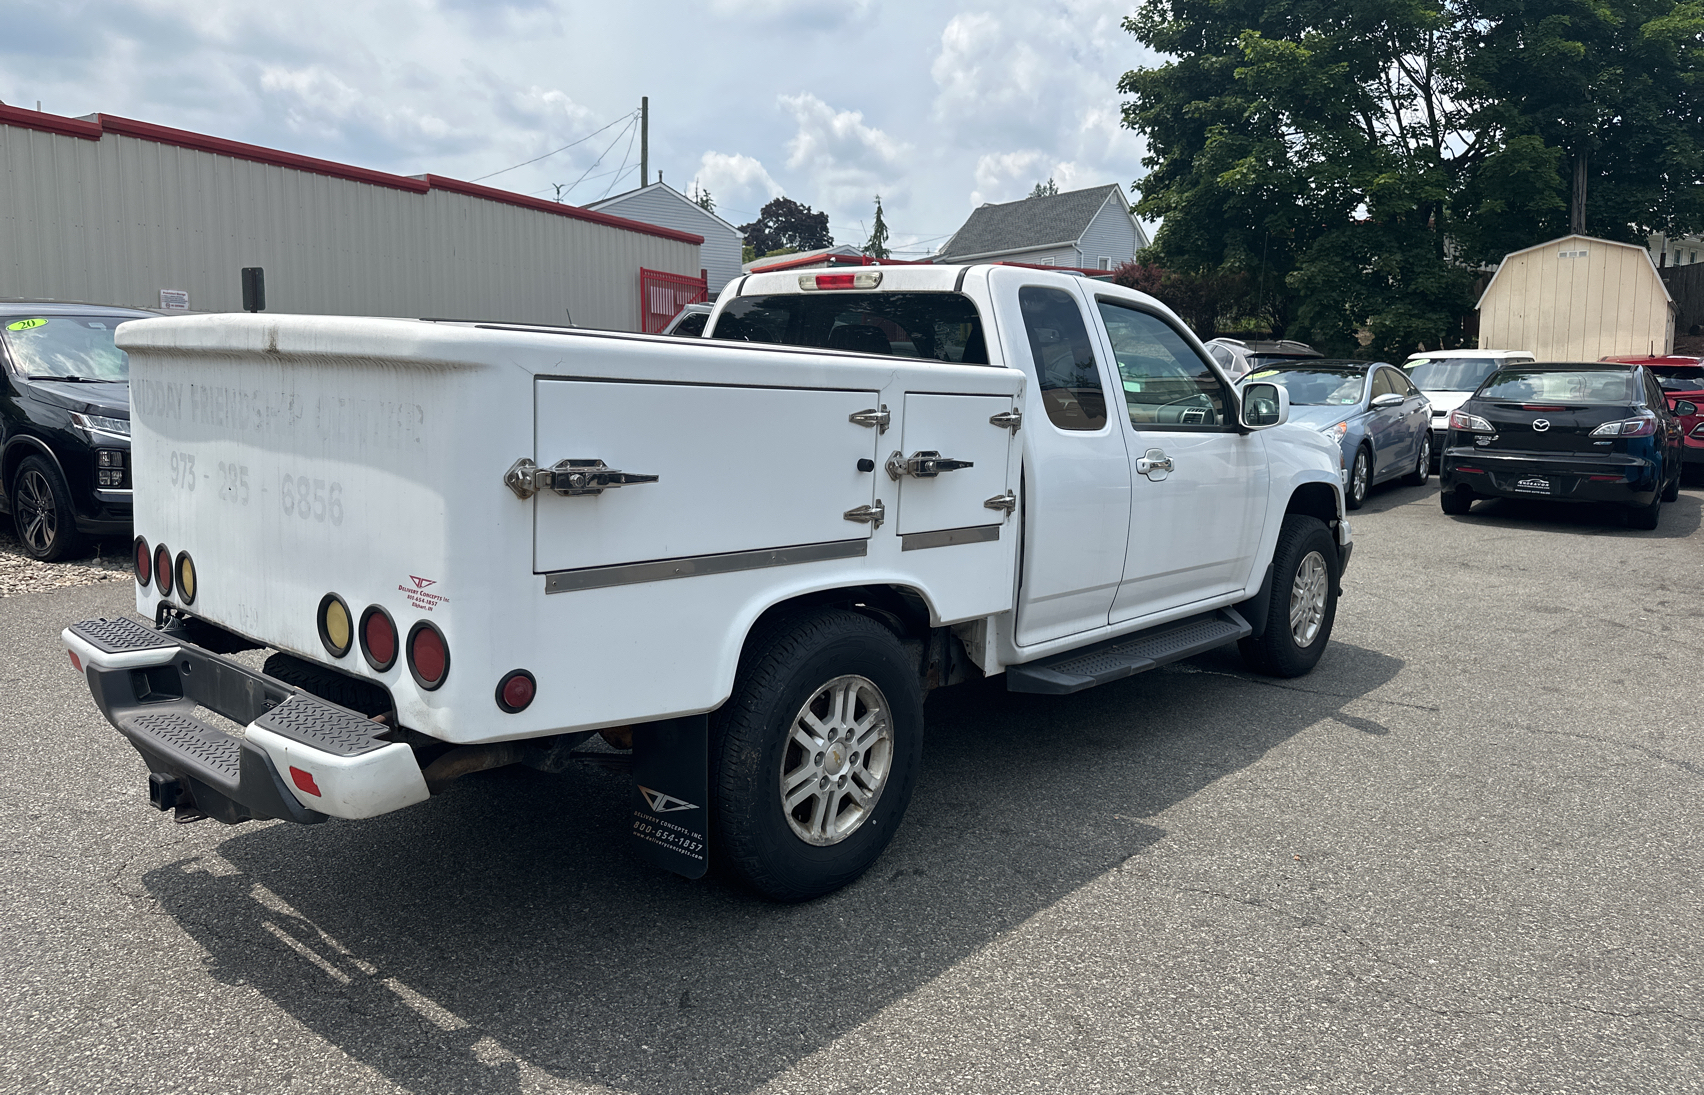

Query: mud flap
[630,714,709,879]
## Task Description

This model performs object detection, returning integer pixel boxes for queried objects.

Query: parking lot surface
[2,479,1700,1095]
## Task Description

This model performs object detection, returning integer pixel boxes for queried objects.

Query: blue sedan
[1243,360,1433,508]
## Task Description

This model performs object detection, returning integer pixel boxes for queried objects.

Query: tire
[1238,514,1339,678]
[1626,494,1661,530]
[1345,447,1371,510]
[1402,433,1431,486]
[711,609,923,902]
[11,455,84,561]
[1440,488,1474,515]
[1661,461,1680,503]
[262,652,393,718]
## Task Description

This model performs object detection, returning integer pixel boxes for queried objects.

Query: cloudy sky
[3,0,1160,256]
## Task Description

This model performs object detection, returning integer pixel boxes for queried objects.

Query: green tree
[1118,0,1704,357]
[691,184,715,214]
[738,198,832,257]
[863,195,891,259]
[1029,178,1059,198]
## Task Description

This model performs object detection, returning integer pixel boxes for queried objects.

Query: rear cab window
[711,292,990,364]
[1017,286,1108,431]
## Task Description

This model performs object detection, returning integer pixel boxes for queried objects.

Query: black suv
[1,302,158,560]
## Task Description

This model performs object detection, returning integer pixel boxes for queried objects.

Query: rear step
[1005,608,1251,695]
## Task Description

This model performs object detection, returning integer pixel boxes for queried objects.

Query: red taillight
[815,274,856,290]
[407,621,449,690]
[1455,466,1485,474]
[496,670,535,713]
[359,606,398,671]
[289,766,322,797]
[1588,475,1626,482]
[154,545,173,596]
[133,537,151,586]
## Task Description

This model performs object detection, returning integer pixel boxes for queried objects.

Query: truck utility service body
[68,264,1351,900]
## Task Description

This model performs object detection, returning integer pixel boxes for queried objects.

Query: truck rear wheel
[1238,514,1338,678]
[711,609,923,902]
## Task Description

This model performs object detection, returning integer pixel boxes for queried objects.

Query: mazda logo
[1532,419,1551,432]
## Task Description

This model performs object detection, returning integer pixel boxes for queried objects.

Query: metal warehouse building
[0,105,703,331]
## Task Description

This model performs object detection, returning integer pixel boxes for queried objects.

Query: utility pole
[640,97,648,189]
[1571,153,1587,235]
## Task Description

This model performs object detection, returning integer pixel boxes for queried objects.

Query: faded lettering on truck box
[133,378,424,451]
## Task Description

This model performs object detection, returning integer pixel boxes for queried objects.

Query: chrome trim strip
[543,538,868,594]
[900,524,1000,552]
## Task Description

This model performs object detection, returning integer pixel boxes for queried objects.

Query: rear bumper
[1439,448,1659,505]
[63,617,428,825]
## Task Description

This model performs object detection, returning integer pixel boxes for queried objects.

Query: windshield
[1245,366,1367,406]
[1405,357,1503,392]
[1479,368,1636,402]
[1,315,132,380]
[711,292,989,363]
[1649,365,1704,391]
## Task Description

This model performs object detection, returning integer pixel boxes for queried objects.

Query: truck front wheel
[1238,514,1339,678]
[712,609,923,902]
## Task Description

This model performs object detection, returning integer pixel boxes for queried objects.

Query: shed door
[533,380,879,574]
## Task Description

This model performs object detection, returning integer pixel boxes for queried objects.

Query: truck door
[984,270,1133,647]
[531,380,881,579]
[1089,297,1268,623]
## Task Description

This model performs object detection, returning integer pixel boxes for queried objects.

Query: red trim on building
[421,176,702,245]
[0,107,703,245]
[748,252,928,274]
[0,103,101,140]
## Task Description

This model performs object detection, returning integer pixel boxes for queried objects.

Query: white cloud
[694,152,783,218]
[777,92,911,224]
[259,64,453,145]
[707,0,873,29]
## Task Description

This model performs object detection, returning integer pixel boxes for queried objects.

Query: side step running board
[1005,608,1251,695]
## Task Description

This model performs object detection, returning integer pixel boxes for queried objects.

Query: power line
[599,115,642,199]
[471,111,637,182]
[555,113,639,200]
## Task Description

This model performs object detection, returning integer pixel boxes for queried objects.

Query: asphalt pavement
[2,476,1700,1094]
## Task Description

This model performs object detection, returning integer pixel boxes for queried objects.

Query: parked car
[1601,355,1704,480]
[1,302,157,560]
[1402,349,1536,466]
[1203,338,1321,379]
[660,302,713,337]
[1438,362,1688,529]
[1243,360,1432,508]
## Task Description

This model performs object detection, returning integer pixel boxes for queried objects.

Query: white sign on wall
[159,289,190,310]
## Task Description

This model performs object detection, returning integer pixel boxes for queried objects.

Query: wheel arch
[2,435,69,504]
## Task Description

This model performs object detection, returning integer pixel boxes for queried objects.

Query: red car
[1602,355,1704,478]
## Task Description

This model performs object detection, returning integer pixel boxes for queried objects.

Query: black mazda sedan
[1,302,159,560]
[1438,362,1689,529]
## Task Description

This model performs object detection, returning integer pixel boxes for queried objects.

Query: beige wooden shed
[1477,234,1674,359]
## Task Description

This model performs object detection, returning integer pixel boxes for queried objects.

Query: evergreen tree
[863,195,891,259]
[1029,178,1059,198]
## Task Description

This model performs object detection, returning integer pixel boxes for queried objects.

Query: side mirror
[1370,392,1405,408]
[1239,381,1289,429]
[1673,400,1698,416]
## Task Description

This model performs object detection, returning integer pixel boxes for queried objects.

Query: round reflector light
[318,594,353,658]
[133,537,151,586]
[154,544,173,596]
[359,606,398,671]
[496,670,535,713]
[407,620,449,690]
[174,552,197,605]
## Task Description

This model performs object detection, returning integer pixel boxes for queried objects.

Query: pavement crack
[1522,726,1704,779]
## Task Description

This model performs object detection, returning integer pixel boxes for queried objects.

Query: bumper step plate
[1006,608,1251,695]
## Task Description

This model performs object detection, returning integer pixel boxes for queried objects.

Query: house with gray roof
[586,181,743,293]
[935,184,1149,270]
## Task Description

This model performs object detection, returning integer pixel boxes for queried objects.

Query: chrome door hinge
[843,500,885,529]
[989,410,1022,432]
[849,406,890,433]
[505,457,660,499]
[885,450,976,481]
[983,490,1017,515]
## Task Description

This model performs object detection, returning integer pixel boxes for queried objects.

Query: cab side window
[1019,287,1108,431]
[1371,369,1401,399]
[1095,299,1228,428]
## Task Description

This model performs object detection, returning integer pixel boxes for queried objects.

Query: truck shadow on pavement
[143,640,1402,1095]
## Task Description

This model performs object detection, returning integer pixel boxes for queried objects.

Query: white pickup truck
[65,265,1350,901]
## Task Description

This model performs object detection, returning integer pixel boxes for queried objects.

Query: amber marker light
[154,544,173,596]
[174,552,197,605]
[359,606,398,672]
[496,670,535,713]
[318,594,353,658]
[406,620,449,691]
[133,537,151,586]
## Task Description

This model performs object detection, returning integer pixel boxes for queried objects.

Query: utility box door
[893,393,1016,536]
[533,380,880,574]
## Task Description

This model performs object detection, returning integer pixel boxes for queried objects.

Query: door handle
[885,450,975,480]
[504,457,660,499]
[1135,448,1173,481]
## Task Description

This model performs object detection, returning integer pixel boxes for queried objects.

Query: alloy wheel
[15,468,58,555]
[778,674,894,846]
[1289,550,1329,648]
